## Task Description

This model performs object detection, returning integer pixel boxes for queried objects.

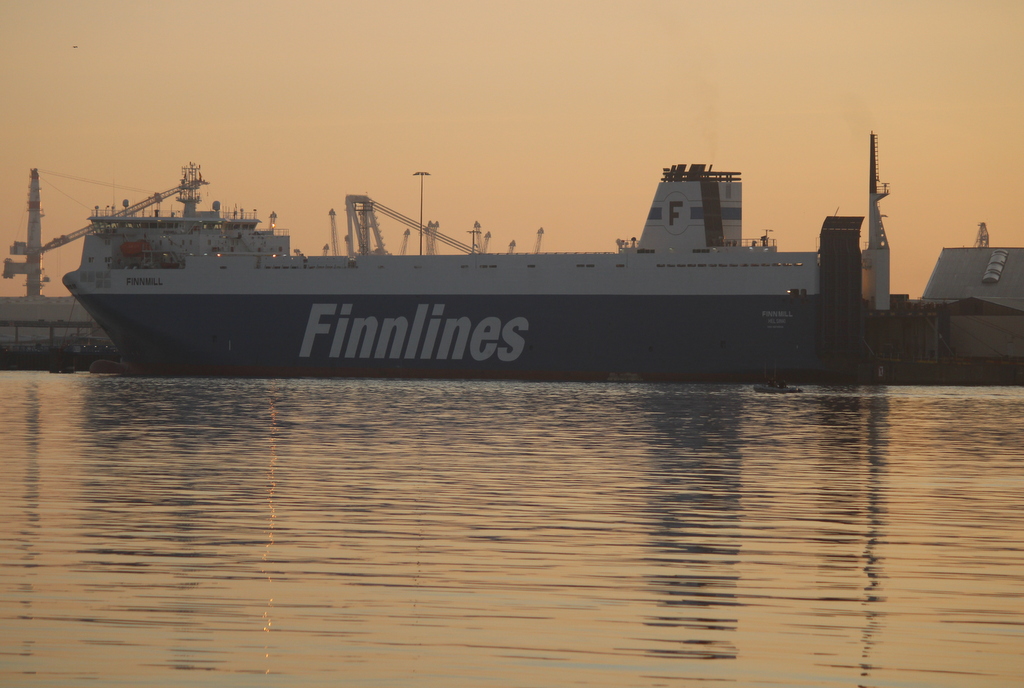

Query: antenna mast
[177,163,205,216]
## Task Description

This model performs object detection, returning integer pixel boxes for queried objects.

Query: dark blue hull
[75,293,826,381]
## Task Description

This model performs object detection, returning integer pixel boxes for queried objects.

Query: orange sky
[2,0,1022,298]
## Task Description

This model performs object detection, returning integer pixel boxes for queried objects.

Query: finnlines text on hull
[300,303,529,362]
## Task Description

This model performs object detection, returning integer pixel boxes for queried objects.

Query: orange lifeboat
[120,240,152,257]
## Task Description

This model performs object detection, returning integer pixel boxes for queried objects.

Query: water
[3,373,1023,687]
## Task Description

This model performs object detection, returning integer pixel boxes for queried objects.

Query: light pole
[413,171,430,255]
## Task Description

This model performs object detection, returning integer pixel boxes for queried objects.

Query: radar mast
[862,133,891,310]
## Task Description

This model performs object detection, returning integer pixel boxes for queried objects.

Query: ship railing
[252,228,290,237]
[735,238,777,248]
[662,238,777,250]
[89,207,262,222]
[89,208,262,221]
[516,251,617,256]
[222,209,259,220]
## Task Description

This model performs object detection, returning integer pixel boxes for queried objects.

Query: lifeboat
[120,240,152,257]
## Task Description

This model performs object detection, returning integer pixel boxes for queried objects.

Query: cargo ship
[63,144,886,381]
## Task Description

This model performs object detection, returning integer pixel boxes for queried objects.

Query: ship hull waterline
[73,291,836,382]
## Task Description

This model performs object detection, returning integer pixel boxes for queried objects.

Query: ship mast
[862,132,891,310]
[177,163,204,217]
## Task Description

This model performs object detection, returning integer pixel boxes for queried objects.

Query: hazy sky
[2,0,1022,298]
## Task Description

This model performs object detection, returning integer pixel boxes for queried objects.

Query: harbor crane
[468,221,482,253]
[328,208,340,256]
[975,222,989,248]
[4,164,208,296]
[343,195,473,258]
[425,221,439,256]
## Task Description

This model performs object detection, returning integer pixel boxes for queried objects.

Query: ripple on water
[3,374,1023,687]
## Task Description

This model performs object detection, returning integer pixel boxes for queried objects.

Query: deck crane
[399,228,411,255]
[4,163,209,296]
[481,231,491,254]
[44,164,205,255]
[533,227,544,254]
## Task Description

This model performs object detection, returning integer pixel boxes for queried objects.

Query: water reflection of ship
[633,387,890,671]
[813,393,889,681]
[635,386,745,661]
[13,381,42,664]
[261,391,279,674]
[72,378,284,671]
[63,379,894,677]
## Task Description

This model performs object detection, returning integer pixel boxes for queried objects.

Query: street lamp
[413,171,430,255]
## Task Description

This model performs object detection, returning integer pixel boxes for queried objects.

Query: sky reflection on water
[3,374,1023,687]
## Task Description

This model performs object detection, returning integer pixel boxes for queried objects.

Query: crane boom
[37,165,208,255]
[344,195,474,256]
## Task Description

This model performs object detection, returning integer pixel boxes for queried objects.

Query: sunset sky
[2,0,1022,298]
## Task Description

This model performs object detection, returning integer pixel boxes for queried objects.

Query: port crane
[425,221,440,255]
[328,208,340,256]
[4,164,208,296]
[468,221,482,253]
[343,195,474,258]
[975,222,989,248]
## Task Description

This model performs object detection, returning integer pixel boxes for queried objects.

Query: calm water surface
[2,373,1023,687]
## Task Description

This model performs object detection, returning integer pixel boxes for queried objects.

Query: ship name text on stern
[762,309,794,329]
[299,303,529,362]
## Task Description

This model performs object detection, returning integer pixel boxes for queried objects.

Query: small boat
[753,379,803,394]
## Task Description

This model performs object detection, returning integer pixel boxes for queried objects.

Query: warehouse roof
[922,247,1024,301]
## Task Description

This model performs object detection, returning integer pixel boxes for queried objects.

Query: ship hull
[74,291,824,381]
